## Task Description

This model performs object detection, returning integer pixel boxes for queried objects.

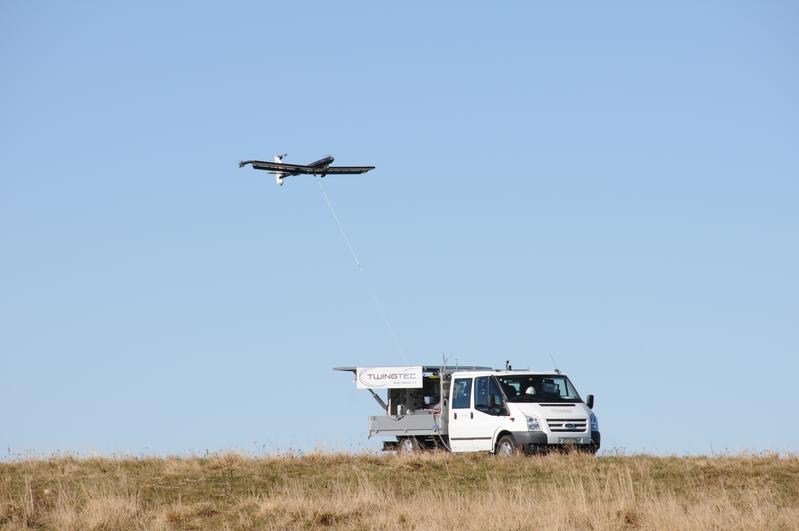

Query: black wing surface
[239,160,306,172]
[239,161,375,175]
[323,166,375,174]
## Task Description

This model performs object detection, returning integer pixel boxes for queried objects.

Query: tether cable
[316,178,406,360]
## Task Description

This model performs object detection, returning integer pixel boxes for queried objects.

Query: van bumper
[510,431,601,454]
[511,431,549,450]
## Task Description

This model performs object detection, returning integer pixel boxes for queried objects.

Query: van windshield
[495,375,581,403]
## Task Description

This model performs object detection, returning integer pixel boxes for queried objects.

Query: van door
[471,376,507,451]
[448,377,477,452]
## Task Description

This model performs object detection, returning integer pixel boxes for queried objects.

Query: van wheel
[398,437,420,454]
[495,435,518,456]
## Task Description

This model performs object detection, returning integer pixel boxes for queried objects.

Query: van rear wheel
[398,437,420,454]
[495,435,518,456]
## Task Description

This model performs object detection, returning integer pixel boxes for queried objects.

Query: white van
[335,365,600,454]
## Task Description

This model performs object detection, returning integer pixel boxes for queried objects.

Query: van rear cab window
[452,378,472,409]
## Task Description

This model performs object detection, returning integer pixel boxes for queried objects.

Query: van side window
[475,376,505,415]
[452,378,472,409]
[474,377,489,411]
[489,377,505,410]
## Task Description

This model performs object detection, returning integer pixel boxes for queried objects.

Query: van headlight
[525,415,542,431]
[589,411,599,431]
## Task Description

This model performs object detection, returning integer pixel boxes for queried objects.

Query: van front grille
[546,418,588,432]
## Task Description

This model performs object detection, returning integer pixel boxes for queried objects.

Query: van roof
[451,370,565,376]
[333,367,563,376]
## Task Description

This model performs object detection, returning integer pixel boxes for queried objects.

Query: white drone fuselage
[274,154,286,186]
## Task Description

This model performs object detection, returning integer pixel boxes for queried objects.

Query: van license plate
[558,437,583,444]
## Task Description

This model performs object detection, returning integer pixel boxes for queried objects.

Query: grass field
[1,452,797,530]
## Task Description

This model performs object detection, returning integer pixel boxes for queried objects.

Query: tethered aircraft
[239,154,375,186]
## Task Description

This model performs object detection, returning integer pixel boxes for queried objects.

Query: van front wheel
[495,435,518,456]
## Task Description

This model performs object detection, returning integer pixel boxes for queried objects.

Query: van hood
[508,402,590,419]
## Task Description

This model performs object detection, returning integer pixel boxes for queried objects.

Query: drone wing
[322,166,375,175]
[239,160,307,173]
[239,161,375,175]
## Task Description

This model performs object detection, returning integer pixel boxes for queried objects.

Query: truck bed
[369,412,445,437]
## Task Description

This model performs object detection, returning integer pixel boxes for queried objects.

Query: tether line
[316,178,406,359]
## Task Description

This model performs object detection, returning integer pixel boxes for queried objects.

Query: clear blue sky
[1,1,797,456]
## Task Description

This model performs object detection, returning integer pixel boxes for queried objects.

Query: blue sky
[1,1,797,456]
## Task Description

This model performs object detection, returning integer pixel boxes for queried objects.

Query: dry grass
[1,452,797,530]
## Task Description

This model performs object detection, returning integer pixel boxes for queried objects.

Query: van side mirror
[487,394,495,408]
[586,394,594,409]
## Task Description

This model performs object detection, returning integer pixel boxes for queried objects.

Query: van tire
[495,435,518,456]
[398,437,420,454]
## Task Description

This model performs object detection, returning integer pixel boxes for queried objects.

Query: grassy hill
[1,452,797,530]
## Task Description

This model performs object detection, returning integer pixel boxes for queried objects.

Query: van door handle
[470,412,474,419]
[454,412,457,420]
